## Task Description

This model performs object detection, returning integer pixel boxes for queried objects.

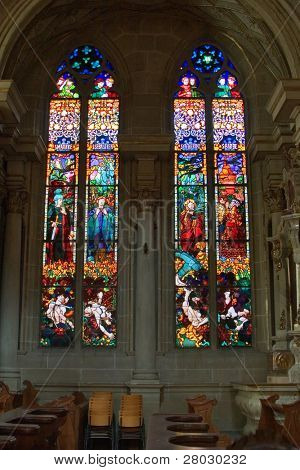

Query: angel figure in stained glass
[177,288,209,347]
[84,291,115,340]
[46,293,73,328]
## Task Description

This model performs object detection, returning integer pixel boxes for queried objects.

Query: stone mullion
[74,96,88,350]
[205,97,217,349]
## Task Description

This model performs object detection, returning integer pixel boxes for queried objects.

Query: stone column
[282,213,300,383]
[118,136,171,427]
[133,199,158,382]
[0,188,27,389]
[265,187,289,348]
[0,153,6,276]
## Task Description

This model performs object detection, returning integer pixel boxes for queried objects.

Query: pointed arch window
[174,44,251,348]
[40,45,119,348]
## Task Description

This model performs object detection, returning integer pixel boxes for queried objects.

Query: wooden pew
[258,395,300,448]
[0,423,41,450]
[41,393,88,450]
[0,435,17,450]
[0,382,13,413]
[186,394,232,448]
[8,414,60,449]
[0,406,65,449]
[186,395,218,432]
[186,395,207,413]
[22,380,39,409]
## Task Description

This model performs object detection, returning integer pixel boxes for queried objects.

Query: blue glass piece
[69,45,103,75]
[191,44,224,73]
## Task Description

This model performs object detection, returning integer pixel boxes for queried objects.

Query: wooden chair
[117,394,145,449]
[0,382,13,413]
[85,392,114,449]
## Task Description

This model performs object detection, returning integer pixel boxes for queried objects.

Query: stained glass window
[174,44,252,348]
[40,45,119,348]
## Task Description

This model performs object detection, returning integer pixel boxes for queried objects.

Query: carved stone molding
[264,187,286,213]
[272,351,295,371]
[281,147,300,213]
[233,384,299,435]
[267,231,289,271]
[0,186,6,204]
[282,213,300,261]
[287,146,300,169]
[279,310,287,330]
[6,190,28,214]
[288,332,300,383]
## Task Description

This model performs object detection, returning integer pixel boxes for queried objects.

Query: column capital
[118,134,173,156]
[6,189,28,214]
[0,134,46,163]
[267,79,300,123]
[0,80,27,125]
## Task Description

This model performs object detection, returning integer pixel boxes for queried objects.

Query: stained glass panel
[48,100,81,152]
[174,72,203,98]
[53,73,80,99]
[91,72,119,99]
[69,45,103,75]
[83,287,117,347]
[83,99,119,347]
[212,99,245,151]
[217,287,251,347]
[174,99,206,152]
[176,153,206,185]
[40,287,75,347]
[215,152,246,185]
[215,150,251,346]
[41,144,79,346]
[176,287,209,348]
[174,96,209,348]
[87,99,119,151]
[191,44,224,73]
[41,45,120,348]
[215,72,241,98]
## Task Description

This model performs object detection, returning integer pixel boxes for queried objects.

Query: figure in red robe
[177,76,192,98]
[46,188,74,263]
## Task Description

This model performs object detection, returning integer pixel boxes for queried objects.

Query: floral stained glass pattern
[174,99,206,152]
[212,99,245,152]
[174,99,209,348]
[87,100,119,151]
[48,100,80,152]
[83,100,119,347]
